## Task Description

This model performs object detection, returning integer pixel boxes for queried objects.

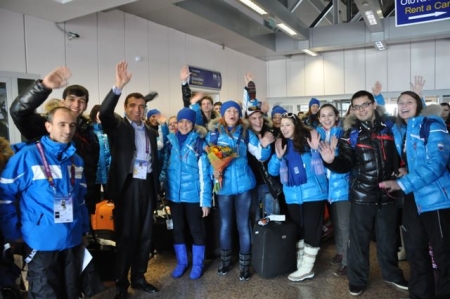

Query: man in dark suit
[100,61,160,299]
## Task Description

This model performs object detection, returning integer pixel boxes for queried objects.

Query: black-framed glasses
[352,101,373,111]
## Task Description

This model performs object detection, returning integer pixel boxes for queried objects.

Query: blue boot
[172,244,188,278]
[190,245,205,280]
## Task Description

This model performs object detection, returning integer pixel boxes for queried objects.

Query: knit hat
[146,109,161,119]
[176,108,196,124]
[220,101,242,117]
[271,106,287,118]
[309,98,320,108]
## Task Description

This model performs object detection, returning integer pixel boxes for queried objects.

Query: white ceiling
[1,0,449,61]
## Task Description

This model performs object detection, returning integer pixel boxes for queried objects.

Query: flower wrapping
[206,145,238,193]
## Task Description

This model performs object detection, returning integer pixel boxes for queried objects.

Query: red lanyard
[36,141,75,188]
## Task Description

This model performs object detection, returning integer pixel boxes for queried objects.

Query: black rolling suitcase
[252,221,297,278]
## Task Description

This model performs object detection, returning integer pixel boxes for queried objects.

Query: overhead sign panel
[396,0,450,26]
[188,66,222,90]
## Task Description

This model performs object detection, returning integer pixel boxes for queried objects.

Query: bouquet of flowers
[206,145,238,193]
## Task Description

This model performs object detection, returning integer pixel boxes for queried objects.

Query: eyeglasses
[352,102,373,111]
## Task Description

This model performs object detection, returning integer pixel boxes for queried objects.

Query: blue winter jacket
[206,120,271,195]
[268,150,328,205]
[0,136,89,251]
[161,128,212,207]
[316,126,350,203]
[393,114,450,214]
[93,123,111,185]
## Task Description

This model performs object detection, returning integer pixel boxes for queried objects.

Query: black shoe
[114,289,128,299]
[131,282,159,293]
[349,285,365,296]
[217,265,231,276]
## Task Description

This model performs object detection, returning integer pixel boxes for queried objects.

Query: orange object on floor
[91,200,115,231]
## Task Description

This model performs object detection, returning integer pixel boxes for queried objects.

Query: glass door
[0,77,12,142]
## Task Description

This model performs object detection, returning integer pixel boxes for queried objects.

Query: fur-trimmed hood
[194,125,208,138]
[0,137,13,173]
[420,104,442,117]
[342,106,386,131]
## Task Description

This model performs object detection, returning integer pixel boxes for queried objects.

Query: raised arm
[181,65,192,107]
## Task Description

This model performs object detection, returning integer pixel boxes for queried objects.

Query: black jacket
[9,80,100,212]
[325,110,400,205]
[99,90,159,205]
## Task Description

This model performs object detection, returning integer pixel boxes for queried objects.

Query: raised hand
[318,141,335,164]
[115,61,132,89]
[180,65,191,82]
[410,75,426,96]
[157,115,167,125]
[275,138,287,159]
[372,81,382,96]
[42,67,72,89]
[244,72,253,85]
[260,131,275,148]
[329,136,339,152]
[190,92,204,105]
[306,130,320,150]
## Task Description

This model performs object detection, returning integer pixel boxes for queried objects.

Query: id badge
[54,195,73,223]
[133,159,148,180]
[166,219,173,230]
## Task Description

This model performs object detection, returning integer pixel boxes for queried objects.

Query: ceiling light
[276,23,297,36]
[302,49,319,57]
[239,0,268,15]
[364,10,378,25]
[374,41,386,50]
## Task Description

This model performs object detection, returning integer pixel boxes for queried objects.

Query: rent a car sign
[396,0,450,26]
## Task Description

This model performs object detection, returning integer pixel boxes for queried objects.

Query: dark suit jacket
[99,90,159,204]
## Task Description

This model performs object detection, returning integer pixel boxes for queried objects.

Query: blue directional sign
[396,0,450,26]
[188,66,222,90]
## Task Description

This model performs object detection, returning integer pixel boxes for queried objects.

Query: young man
[100,61,160,299]
[440,102,450,131]
[0,107,89,299]
[10,69,100,214]
[319,90,408,296]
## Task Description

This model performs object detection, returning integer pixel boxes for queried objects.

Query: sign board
[188,66,222,90]
[396,0,450,26]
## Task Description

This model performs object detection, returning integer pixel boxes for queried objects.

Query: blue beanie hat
[220,101,242,117]
[271,106,287,118]
[147,109,161,119]
[309,98,320,108]
[177,108,196,124]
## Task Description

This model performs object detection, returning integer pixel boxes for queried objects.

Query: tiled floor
[92,239,411,299]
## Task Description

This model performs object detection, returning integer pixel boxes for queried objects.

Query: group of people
[0,60,448,299]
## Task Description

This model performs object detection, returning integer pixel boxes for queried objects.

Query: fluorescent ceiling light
[374,41,386,51]
[239,0,268,15]
[302,49,319,57]
[53,0,74,3]
[364,10,378,25]
[276,23,297,36]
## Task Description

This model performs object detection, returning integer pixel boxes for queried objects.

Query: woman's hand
[275,138,287,159]
[307,130,320,150]
[202,207,210,217]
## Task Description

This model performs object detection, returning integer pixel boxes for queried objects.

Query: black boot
[239,253,251,281]
[217,250,232,275]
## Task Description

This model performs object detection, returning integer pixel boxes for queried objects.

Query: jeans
[217,191,252,254]
[250,184,280,225]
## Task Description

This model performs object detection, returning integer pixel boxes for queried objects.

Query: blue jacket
[0,136,88,251]
[206,120,271,195]
[161,128,212,207]
[393,113,450,214]
[316,126,350,203]
[268,151,328,205]
[93,123,111,185]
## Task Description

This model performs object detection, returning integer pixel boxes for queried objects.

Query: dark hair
[89,105,101,122]
[62,85,89,103]
[318,103,339,126]
[396,91,424,125]
[214,102,222,107]
[440,102,450,108]
[281,113,311,154]
[351,90,374,106]
[200,95,213,105]
[47,106,75,123]
[124,92,145,106]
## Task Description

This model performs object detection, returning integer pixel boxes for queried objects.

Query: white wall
[267,40,450,108]
[0,8,267,118]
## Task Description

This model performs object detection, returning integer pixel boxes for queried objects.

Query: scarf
[285,139,307,186]
[176,131,189,149]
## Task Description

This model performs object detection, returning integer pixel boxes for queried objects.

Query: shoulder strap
[194,137,204,159]
[419,117,438,146]
[349,129,359,149]
[209,128,219,145]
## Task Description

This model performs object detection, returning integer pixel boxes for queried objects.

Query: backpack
[419,117,438,146]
